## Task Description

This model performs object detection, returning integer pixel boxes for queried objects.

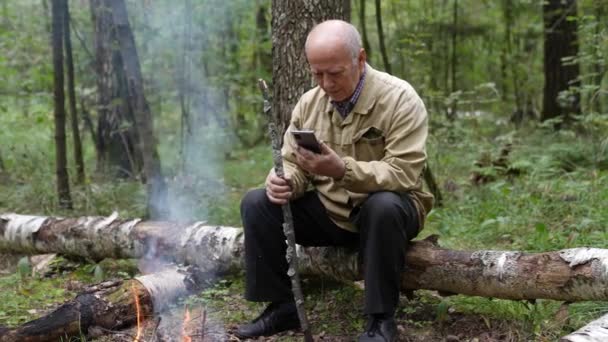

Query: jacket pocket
[353,126,385,161]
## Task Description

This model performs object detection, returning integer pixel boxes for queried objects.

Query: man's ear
[358,48,367,68]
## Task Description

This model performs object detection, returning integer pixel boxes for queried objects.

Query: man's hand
[265,169,292,205]
[295,141,345,179]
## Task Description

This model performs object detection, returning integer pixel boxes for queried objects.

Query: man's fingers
[266,189,291,204]
[319,140,331,154]
[266,181,291,194]
[266,171,292,204]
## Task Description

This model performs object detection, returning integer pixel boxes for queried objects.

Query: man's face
[307,45,365,102]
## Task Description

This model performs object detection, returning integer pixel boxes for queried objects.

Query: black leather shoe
[358,315,398,342]
[235,301,300,338]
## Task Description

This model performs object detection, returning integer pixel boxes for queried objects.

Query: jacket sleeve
[276,99,310,199]
[336,94,428,193]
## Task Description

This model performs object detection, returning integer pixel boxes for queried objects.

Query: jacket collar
[351,63,377,115]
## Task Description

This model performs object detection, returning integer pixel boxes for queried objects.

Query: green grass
[0,273,73,327]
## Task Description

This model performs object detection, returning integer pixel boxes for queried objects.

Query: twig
[258,79,313,342]
[201,307,207,342]
[149,316,161,342]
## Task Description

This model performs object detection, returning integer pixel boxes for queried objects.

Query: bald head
[304,20,367,101]
[305,20,363,61]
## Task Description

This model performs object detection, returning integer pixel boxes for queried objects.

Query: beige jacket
[281,64,434,232]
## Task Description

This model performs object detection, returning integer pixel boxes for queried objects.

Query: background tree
[90,0,142,178]
[109,0,168,219]
[357,0,372,63]
[63,1,84,184]
[374,0,391,74]
[0,149,7,183]
[542,0,581,123]
[51,0,72,209]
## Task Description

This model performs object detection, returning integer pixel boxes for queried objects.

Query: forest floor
[0,255,565,342]
[0,256,529,341]
[1,111,607,341]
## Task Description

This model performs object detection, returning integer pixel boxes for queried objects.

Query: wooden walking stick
[258,79,313,342]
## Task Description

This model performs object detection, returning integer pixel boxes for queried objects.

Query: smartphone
[291,129,321,153]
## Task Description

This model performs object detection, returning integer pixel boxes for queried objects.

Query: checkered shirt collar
[331,65,367,118]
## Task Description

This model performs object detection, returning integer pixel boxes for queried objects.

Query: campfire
[131,284,143,342]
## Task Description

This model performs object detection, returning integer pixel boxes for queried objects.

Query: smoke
[134,0,240,223]
[124,2,248,339]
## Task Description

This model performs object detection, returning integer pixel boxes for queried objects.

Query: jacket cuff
[336,156,355,187]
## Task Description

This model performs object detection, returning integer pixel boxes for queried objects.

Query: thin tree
[178,0,193,168]
[0,149,6,175]
[358,0,372,63]
[541,0,580,123]
[63,1,85,184]
[51,0,72,209]
[374,0,391,73]
[591,2,604,114]
[109,0,168,219]
[449,0,458,120]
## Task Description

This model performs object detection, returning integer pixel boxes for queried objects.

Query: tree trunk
[90,0,142,178]
[51,0,72,209]
[343,0,351,22]
[374,0,391,74]
[2,213,608,302]
[541,0,580,123]
[63,1,85,185]
[108,0,168,219]
[271,0,348,135]
[560,312,608,342]
[0,267,214,342]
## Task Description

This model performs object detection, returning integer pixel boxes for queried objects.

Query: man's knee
[360,192,405,218]
[241,188,268,213]
[359,191,418,238]
[240,188,272,226]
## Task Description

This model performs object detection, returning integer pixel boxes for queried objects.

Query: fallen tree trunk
[560,313,608,342]
[2,213,608,301]
[0,267,212,342]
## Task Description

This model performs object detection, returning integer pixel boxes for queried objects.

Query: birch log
[560,313,608,342]
[2,213,608,301]
[0,266,213,342]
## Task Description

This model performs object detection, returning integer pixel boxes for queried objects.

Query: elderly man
[235,20,433,341]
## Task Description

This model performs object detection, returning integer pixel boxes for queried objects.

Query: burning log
[560,313,608,342]
[2,213,608,302]
[0,267,213,342]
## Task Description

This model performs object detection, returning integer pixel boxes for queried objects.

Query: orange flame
[182,307,192,342]
[131,284,143,342]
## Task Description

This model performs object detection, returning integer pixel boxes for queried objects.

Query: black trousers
[240,189,419,315]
